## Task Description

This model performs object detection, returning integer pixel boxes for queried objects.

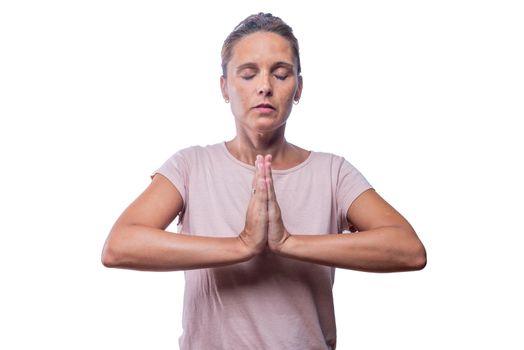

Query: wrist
[237,231,262,260]
[270,230,292,255]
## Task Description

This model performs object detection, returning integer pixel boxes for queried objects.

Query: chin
[253,121,286,134]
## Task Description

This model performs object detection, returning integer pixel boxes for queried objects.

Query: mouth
[253,103,276,113]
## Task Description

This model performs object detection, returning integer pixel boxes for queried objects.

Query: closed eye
[273,66,291,81]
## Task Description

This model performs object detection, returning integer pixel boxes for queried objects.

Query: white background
[1,1,523,349]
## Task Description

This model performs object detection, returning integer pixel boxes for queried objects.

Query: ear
[220,75,229,101]
[294,75,303,102]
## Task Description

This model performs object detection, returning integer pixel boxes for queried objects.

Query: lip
[253,103,276,113]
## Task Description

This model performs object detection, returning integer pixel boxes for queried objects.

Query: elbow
[101,235,123,268]
[101,243,116,267]
[386,227,427,272]
[101,242,117,268]
[406,241,427,271]
[395,226,427,271]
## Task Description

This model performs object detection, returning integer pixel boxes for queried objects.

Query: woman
[102,13,426,350]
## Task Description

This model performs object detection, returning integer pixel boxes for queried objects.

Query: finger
[257,175,267,198]
[264,154,272,177]
[265,155,276,202]
[252,155,262,194]
[260,154,268,179]
[256,155,268,200]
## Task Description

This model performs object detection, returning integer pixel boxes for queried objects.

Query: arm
[263,155,426,272]
[101,166,268,271]
[276,189,426,272]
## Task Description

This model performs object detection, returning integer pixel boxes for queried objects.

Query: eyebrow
[235,61,295,73]
[235,63,257,72]
[272,61,295,71]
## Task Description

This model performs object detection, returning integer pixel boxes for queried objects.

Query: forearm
[101,225,251,271]
[277,226,427,272]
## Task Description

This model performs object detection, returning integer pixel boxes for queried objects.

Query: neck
[226,125,290,167]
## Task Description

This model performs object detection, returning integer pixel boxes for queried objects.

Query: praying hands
[239,154,291,256]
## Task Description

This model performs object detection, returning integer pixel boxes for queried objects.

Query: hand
[239,155,268,257]
[264,155,291,253]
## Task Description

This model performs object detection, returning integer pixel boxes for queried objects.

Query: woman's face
[221,31,302,135]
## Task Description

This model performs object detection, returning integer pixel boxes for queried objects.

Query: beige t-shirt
[152,142,373,350]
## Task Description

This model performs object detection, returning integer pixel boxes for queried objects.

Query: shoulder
[309,150,370,189]
[169,142,224,162]
[174,144,205,158]
[310,150,350,170]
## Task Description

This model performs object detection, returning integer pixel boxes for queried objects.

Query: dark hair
[221,12,301,77]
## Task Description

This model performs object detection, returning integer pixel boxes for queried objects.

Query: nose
[257,74,273,97]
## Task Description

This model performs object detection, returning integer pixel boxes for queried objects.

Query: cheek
[282,84,298,103]
[228,89,248,116]
[230,85,251,106]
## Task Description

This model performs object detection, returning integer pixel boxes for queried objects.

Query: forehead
[229,31,295,67]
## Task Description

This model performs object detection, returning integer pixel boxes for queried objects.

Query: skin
[220,31,306,170]
[101,31,426,272]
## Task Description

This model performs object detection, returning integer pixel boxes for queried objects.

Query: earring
[224,98,229,103]
[293,99,300,105]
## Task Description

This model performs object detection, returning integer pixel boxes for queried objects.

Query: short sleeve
[336,158,373,232]
[150,150,188,206]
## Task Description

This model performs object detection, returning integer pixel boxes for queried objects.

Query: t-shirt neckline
[219,142,314,175]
